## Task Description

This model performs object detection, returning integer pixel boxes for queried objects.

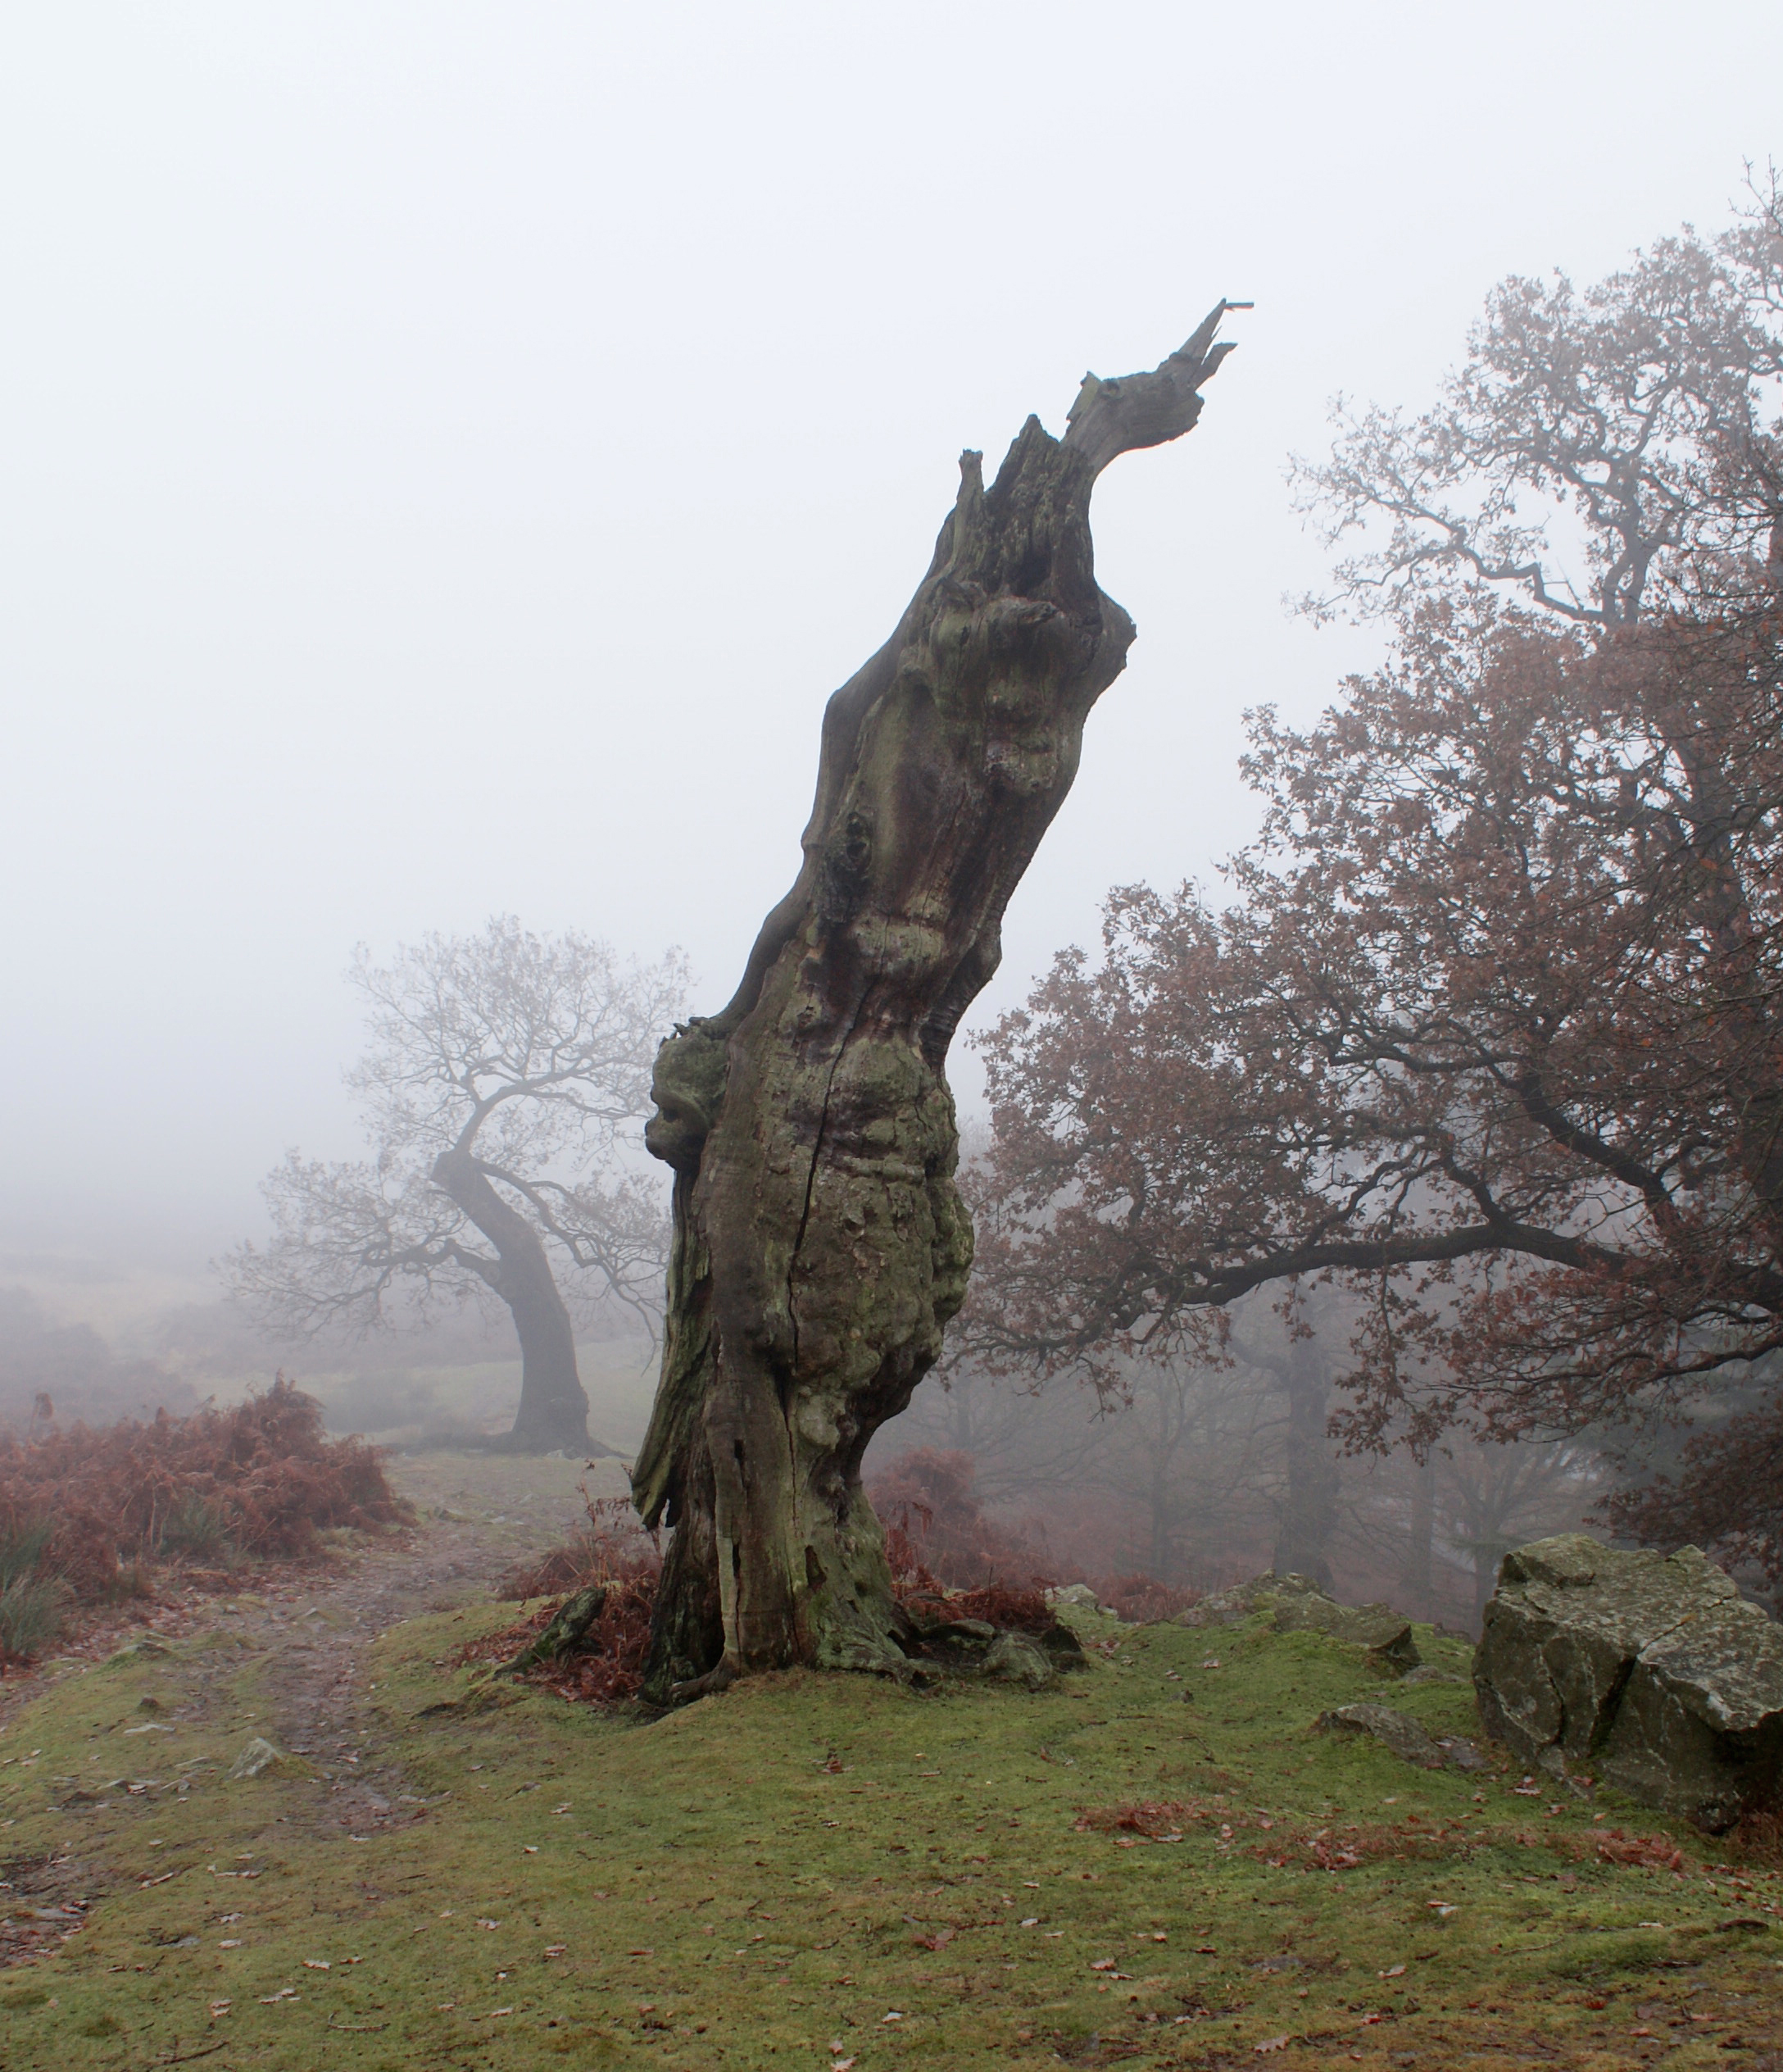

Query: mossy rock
[1475,1532,1783,1830]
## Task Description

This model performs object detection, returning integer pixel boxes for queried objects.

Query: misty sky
[5,2,1780,1284]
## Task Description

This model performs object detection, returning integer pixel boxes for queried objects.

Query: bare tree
[225,917,686,1452]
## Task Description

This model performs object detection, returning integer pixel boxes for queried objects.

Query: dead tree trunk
[431,1147,592,1454]
[632,308,1242,1701]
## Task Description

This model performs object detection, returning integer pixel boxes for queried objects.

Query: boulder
[1046,1584,1100,1610]
[1177,1572,1420,1672]
[1474,1534,1783,1831]
[1272,1588,1421,1672]
[1037,1622,1088,1668]
[1176,1574,1283,1628]
[982,1630,1057,1691]
[920,1617,997,1644]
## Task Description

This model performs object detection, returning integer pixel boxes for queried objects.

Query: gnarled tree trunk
[632,309,1241,1701]
[431,1147,592,1453]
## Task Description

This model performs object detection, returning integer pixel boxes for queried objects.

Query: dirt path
[0,1449,618,1960]
[212,1452,617,1823]
[225,1507,534,1841]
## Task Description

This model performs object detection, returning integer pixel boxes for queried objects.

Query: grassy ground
[4,1535,1783,2067]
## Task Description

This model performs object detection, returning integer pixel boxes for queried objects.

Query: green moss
[0,1608,1780,2067]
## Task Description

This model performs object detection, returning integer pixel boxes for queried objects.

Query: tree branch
[1062,301,1248,475]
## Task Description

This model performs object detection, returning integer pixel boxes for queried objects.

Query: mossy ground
[4,1584,1783,2068]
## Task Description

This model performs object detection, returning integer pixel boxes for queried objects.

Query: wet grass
[3,1600,1783,2067]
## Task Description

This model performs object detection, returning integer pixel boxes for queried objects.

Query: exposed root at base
[670,1652,742,1704]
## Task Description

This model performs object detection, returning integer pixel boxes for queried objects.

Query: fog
[4,1,1777,1323]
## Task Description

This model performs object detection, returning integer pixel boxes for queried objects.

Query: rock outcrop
[1178,1572,1420,1673]
[1475,1534,1783,1831]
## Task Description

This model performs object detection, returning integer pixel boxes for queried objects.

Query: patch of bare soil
[214,1452,615,1835]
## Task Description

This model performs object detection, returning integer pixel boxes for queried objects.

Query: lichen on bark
[632,307,1243,1702]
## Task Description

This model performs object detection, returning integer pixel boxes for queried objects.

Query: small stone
[1045,1584,1099,1608]
[1436,1736,1488,1773]
[1315,1703,1445,1769]
[107,1638,172,1663]
[226,1737,305,1782]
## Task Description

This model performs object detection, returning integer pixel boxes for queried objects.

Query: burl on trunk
[633,307,1243,1701]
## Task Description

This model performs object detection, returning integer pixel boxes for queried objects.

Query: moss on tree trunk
[633,309,1243,1701]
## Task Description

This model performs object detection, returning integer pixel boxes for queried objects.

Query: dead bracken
[0,1379,409,1661]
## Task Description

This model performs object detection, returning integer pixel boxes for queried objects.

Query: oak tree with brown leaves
[969,183,1783,1577]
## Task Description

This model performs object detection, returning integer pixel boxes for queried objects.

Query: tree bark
[632,307,1241,1701]
[431,1147,592,1453]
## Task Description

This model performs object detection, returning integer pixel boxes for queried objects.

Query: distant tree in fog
[964,186,1783,1571]
[224,917,686,1453]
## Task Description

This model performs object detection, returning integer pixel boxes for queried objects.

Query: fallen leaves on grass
[1595,1830,1687,1871]
[1074,1800,1192,1840]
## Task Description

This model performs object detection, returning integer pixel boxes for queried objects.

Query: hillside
[2,1453,1780,2070]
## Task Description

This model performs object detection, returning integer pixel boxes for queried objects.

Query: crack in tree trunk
[632,308,1242,1701]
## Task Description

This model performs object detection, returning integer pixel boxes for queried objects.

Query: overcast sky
[4,2,1780,1283]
